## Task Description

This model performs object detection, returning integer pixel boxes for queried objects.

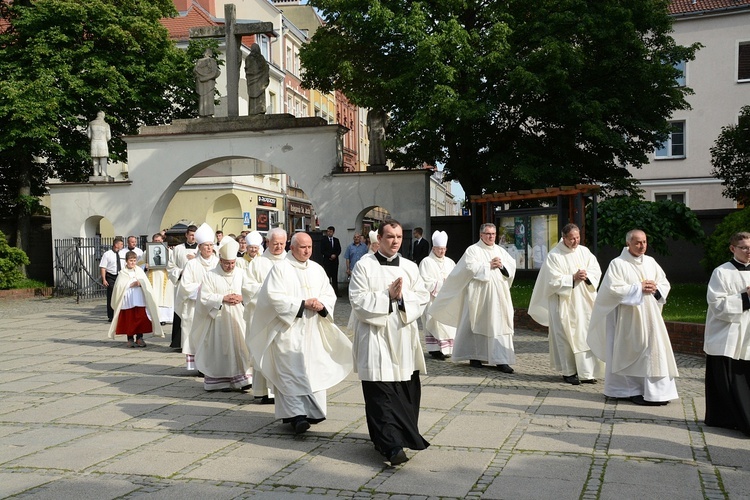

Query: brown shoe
[135,339,147,348]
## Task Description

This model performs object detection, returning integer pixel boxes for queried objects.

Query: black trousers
[170,312,182,348]
[106,272,117,320]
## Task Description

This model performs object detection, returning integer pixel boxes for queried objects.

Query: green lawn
[511,279,707,324]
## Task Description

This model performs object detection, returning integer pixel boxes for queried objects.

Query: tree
[710,105,750,205]
[0,230,30,290]
[702,207,750,272]
[0,0,209,260]
[301,0,699,199]
[591,197,704,256]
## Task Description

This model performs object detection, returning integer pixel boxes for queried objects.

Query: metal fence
[53,237,114,301]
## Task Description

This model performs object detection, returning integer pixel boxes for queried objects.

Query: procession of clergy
[106,219,750,465]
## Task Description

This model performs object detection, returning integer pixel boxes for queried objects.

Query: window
[654,192,686,204]
[258,35,270,61]
[674,60,686,87]
[268,92,276,114]
[738,42,750,82]
[286,46,293,72]
[655,121,685,159]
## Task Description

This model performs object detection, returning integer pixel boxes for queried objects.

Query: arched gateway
[48,115,430,277]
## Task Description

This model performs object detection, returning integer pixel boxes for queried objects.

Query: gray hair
[625,229,646,243]
[267,227,288,241]
[561,223,579,236]
[479,223,496,234]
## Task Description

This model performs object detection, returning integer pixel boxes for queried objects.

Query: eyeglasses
[481,232,496,236]
[734,246,750,251]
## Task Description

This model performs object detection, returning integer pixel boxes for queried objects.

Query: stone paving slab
[0,296,746,499]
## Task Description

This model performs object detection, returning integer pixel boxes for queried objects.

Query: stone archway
[48,114,431,283]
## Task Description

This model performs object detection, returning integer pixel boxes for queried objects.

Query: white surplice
[429,241,516,365]
[193,266,252,390]
[350,253,430,381]
[419,252,457,354]
[146,269,174,323]
[249,254,352,420]
[242,248,287,398]
[528,239,604,379]
[107,266,164,339]
[587,248,678,402]
[176,254,219,364]
[705,261,750,359]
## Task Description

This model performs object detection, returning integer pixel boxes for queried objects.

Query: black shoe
[160,322,166,325]
[292,417,310,434]
[430,351,446,360]
[196,371,204,378]
[563,374,581,385]
[387,447,409,466]
[630,395,669,406]
[240,384,252,391]
[469,359,483,368]
[496,364,514,374]
[107,318,113,323]
[580,378,597,384]
[257,396,275,405]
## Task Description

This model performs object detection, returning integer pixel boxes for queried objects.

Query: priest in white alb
[193,238,253,391]
[350,220,431,466]
[587,229,678,406]
[419,230,456,360]
[430,223,517,373]
[176,223,218,371]
[242,227,288,403]
[146,233,174,324]
[249,232,352,434]
[703,231,750,435]
[528,223,604,385]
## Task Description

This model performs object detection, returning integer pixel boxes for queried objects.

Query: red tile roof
[160,3,217,42]
[670,0,750,15]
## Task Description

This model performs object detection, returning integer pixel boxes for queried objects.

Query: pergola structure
[470,184,601,254]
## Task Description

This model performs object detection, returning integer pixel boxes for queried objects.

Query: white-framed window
[655,121,685,159]
[738,41,750,82]
[674,60,686,87]
[654,192,686,204]
[258,34,270,61]
[268,91,276,114]
[286,46,293,72]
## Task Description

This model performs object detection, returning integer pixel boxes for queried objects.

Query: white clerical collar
[377,251,399,262]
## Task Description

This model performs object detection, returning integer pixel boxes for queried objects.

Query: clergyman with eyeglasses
[703,231,750,436]
[429,223,517,374]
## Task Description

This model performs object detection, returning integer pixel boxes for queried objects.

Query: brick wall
[515,309,705,357]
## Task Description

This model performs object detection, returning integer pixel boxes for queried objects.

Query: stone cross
[190,4,273,117]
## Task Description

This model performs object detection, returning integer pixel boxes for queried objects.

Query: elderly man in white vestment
[350,220,431,466]
[192,238,253,391]
[176,223,219,371]
[430,223,516,373]
[587,229,678,406]
[419,230,456,360]
[528,223,604,385]
[243,227,288,403]
[703,231,750,436]
[249,232,352,434]
[166,224,198,349]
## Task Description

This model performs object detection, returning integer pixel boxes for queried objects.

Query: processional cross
[190,4,274,117]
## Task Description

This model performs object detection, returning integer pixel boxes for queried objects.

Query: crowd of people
[99,221,750,465]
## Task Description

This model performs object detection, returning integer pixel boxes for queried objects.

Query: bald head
[291,232,313,262]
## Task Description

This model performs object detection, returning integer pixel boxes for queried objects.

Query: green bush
[702,207,750,272]
[590,196,704,255]
[0,230,30,290]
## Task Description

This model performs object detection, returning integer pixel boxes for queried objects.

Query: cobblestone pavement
[0,295,747,499]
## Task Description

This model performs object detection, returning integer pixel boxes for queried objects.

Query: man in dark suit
[412,227,430,265]
[320,225,342,296]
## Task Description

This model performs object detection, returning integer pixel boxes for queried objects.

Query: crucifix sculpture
[190,4,274,117]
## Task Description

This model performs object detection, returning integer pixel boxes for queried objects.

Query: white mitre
[246,230,263,247]
[194,223,214,245]
[432,230,448,247]
[218,238,239,259]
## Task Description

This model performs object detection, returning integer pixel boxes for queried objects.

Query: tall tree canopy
[301,0,699,198]
[0,0,206,252]
[710,105,750,205]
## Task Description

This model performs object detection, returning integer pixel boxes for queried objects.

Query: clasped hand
[223,293,242,305]
[389,277,403,301]
[304,298,324,311]
[490,257,503,270]
[573,269,587,281]
[641,280,657,295]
